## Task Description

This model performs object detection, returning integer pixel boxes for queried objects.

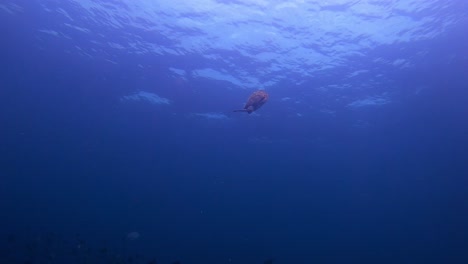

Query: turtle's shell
[244,90,269,113]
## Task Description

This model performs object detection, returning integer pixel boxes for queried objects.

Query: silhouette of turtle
[233,90,269,114]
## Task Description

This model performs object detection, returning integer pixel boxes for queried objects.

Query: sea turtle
[233,90,269,114]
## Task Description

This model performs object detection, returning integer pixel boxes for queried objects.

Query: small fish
[126,232,140,241]
[234,90,269,114]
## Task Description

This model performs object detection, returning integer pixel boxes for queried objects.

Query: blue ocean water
[1,0,467,263]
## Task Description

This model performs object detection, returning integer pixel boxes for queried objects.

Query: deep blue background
[1,2,468,264]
